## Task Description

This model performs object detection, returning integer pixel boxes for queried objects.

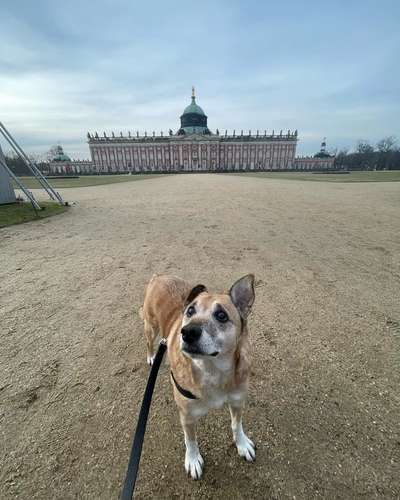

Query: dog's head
[180,274,255,358]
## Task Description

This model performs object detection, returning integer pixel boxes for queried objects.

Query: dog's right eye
[186,306,196,317]
[214,309,229,323]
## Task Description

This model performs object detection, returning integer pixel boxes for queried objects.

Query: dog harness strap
[170,371,198,400]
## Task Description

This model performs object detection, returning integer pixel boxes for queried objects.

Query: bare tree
[4,150,30,175]
[376,136,397,153]
[376,136,398,170]
[356,140,374,155]
[334,149,349,169]
[356,140,375,169]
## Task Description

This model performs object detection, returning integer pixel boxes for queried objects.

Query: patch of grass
[0,202,68,228]
[227,171,400,182]
[13,174,168,189]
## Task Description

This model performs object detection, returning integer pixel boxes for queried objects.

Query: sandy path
[1,174,400,499]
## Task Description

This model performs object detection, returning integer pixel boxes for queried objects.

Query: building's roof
[87,131,298,143]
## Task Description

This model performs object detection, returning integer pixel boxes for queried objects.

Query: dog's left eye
[186,305,196,317]
[214,309,228,323]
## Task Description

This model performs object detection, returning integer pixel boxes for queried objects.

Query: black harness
[170,370,198,400]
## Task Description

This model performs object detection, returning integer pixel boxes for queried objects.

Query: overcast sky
[1,0,399,159]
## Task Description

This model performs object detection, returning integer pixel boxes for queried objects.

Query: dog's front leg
[180,413,204,480]
[229,404,255,462]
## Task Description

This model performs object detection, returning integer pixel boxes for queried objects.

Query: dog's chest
[189,389,227,418]
[188,361,245,417]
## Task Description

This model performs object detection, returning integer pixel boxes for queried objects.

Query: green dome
[54,154,71,161]
[182,99,205,116]
[178,87,210,135]
[52,145,71,162]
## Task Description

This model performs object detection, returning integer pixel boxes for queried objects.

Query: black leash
[120,339,167,500]
[170,370,198,400]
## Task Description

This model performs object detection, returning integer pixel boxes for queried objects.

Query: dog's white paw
[185,447,204,480]
[147,355,155,366]
[236,432,256,462]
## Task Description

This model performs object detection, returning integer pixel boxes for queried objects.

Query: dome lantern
[314,137,331,158]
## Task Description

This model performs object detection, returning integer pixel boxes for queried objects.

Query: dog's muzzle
[181,325,205,355]
[181,325,202,345]
[181,325,219,357]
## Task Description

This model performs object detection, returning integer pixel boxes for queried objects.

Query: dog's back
[143,274,191,331]
[142,274,191,363]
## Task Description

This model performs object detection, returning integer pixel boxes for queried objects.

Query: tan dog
[141,273,256,479]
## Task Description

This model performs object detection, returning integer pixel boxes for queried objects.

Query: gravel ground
[1,174,399,499]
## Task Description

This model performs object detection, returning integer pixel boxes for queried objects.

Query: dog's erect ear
[229,274,255,319]
[185,284,207,306]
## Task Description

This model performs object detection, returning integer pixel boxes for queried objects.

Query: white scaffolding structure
[0,122,66,210]
[0,143,17,205]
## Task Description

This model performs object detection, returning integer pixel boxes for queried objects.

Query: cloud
[0,0,399,159]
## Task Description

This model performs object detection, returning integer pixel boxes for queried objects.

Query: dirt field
[1,174,399,499]
[13,174,166,189]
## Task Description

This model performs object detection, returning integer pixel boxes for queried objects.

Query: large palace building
[48,89,335,174]
[87,88,300,173]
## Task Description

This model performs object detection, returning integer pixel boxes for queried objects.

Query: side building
[48,146,92,175]
[294,139,335,170]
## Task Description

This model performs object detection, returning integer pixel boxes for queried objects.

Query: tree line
[2,151,47,176]
[334,136,400,170]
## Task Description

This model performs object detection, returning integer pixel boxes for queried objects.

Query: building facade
[47,90,335,174]
[88,130,299,173]
[88,89,299,173]
[48,159,93,175]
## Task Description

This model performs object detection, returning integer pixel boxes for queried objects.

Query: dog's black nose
[181,325,202,344]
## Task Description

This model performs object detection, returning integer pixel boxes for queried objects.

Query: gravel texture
[1,174,400,499]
